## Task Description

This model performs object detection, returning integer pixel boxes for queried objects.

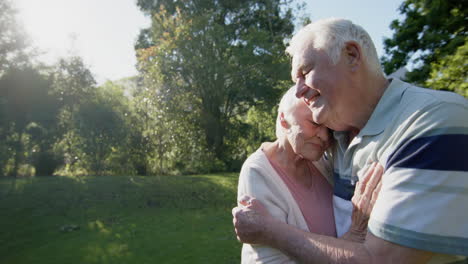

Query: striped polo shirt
[333,78,468,258]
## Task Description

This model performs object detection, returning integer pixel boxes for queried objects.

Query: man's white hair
[286,18,383,75]
[275,86,302,139]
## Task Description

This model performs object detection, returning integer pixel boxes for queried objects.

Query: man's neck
[347,129,360,143]
[354,74,390,131]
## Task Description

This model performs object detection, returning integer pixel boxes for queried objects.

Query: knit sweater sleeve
[238,151,299,264]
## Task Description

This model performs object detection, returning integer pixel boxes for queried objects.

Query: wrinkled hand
[345,162,383,242]
[232,195,273,244]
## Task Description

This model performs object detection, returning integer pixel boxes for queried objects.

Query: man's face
[291,46,350,131]
[286,100,331,161]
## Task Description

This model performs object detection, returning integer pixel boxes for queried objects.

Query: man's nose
[295,77,307,98]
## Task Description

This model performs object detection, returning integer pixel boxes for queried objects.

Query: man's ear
[344,41,362,71]
[280,112,289,129]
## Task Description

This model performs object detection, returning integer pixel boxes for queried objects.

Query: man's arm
[233,201,433,264]
[232,163,434,263]
[268,216,434,264]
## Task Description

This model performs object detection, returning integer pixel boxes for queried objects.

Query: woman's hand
[343,162,383,242]
[232,195,274,244]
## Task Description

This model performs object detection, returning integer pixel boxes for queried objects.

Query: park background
[1,0,466,263]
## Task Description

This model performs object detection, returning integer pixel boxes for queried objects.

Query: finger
[369,163,384,189]
[364,164,383,201]
[358,162,377,195]
[238,195,252,206]
[371,181,383,203]
[351,191,357,205]
[366,181,383,216]
[356,179,365,199]
[352,178,364,206]
[239,200,249,207]
[232,206,241,217]
[233,213,238,226]
[363,163,382,197]
[249,197,261,207]
[361,162,377,185]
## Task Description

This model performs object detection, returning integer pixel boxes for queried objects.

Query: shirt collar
[358,78,409,136]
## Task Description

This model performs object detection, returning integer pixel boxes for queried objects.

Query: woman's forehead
[292,100,311,118]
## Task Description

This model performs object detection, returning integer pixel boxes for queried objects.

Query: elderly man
[232,18,468,263]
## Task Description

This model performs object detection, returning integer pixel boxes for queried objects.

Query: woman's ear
[280,112,289,129]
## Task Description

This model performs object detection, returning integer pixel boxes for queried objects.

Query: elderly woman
[237,86,381,264]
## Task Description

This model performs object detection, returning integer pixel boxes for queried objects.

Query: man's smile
[303,89,320,105]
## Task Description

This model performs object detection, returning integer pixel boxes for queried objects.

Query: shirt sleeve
[368,102,468,256]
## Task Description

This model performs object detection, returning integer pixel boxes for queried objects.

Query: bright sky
[15,0,403,85]
[302,0,404,60]
[16,0,150,85]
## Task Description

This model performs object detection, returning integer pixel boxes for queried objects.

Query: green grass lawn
[0,173,241,264]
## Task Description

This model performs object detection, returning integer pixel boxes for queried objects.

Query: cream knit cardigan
[237,147,333,264]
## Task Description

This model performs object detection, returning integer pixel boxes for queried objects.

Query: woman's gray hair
[286,18,383,76]
[275,86,302,139]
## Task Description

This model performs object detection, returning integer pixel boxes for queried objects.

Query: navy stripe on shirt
[386,134,468,171]
[333,172,355,201]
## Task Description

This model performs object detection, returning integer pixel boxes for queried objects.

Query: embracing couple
[233,18,468,264]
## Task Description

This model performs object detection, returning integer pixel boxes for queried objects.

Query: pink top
[268,157,337,237]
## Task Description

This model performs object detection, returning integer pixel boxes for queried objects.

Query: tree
[0,67,59,176]
[74,83,130,175]
[136,0,294,166]
[51,56,96,175]
[381,0,467,85]
[51,56,96,107]
[425,38,468,97]
[129,80,176,175]
[0,0,31,76]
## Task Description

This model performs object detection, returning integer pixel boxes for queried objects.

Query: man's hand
[232,195,274,244]
[232,166,434,264]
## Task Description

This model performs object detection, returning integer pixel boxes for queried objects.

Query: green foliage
[244,104,277,151]
[0,1,299,176]
[51,56,96,106]
[130,79,227,175]
[0,173,240,263]
[49,56,99,176]
[75,83,131,175]
[0,67,60,176]
[225,102,278,170]
[136,0,294,168]
[425,38,468,97]
[381,0,467,85]
[0,0,31,75]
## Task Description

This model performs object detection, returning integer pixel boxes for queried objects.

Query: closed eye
[302,63,314,76]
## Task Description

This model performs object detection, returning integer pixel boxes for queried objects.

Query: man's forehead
[292,48,315,72]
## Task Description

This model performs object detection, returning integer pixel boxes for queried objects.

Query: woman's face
[286,100,331,161]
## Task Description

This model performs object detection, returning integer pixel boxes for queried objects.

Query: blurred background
[0,0,466,263]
